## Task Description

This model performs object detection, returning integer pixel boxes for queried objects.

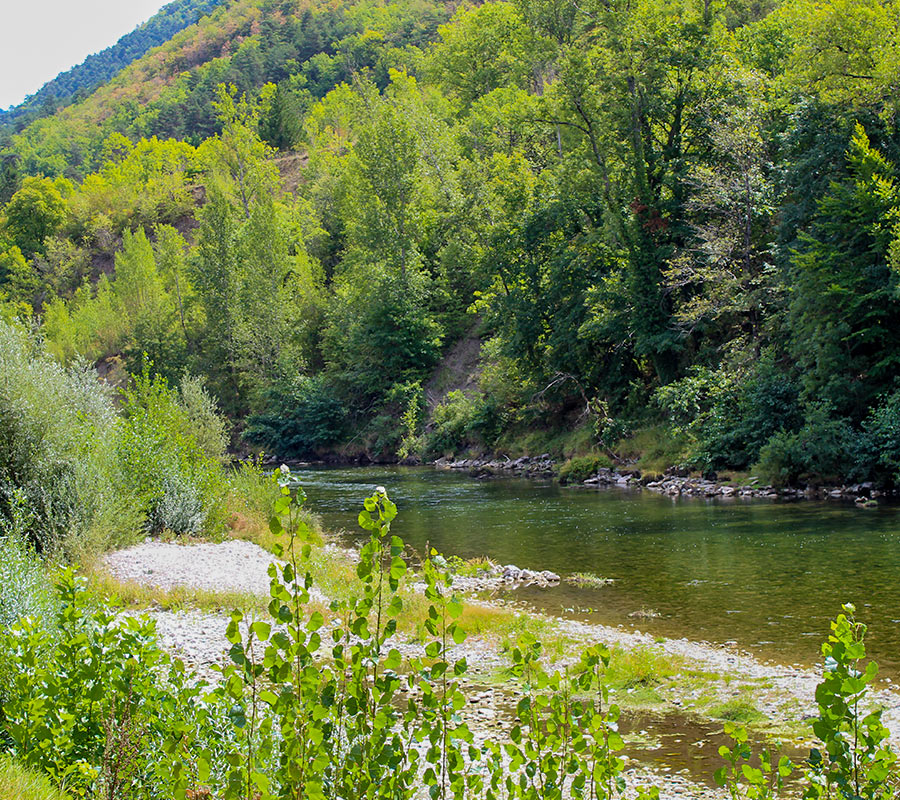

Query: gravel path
[104,539,328,604]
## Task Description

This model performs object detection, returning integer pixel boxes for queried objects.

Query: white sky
[0,0,171,109]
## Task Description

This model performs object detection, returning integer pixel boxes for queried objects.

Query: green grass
[558,454,613,485]
[566,572,615,589]
[708,698,767,725]
[448,555,498,578]
[0,756,69,800]
[86,567,270,616]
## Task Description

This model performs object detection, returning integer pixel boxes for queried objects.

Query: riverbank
[94,531,900,797]
[434,455,896,505]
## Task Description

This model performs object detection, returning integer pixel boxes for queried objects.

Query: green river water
[294,465,900,677]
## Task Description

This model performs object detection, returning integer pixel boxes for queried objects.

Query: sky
[0,0,171,110]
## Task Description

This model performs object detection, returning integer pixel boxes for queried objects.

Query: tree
[3,176,71,257]
[789,124,900,420]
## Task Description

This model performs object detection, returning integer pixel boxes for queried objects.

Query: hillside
[0,0,227,130]
[1,0,899,487]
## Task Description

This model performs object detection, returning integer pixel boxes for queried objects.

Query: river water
[294,465,900,676]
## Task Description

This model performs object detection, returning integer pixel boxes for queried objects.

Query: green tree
[2,176,71,257]
[789,124,900,420]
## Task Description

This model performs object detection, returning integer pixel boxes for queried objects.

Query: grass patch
[566,572,614,589]
[0,755,70,800]
[709,698,767,725]
[607,644,681,690]
[85,567,268,616]
[448,555,498,578]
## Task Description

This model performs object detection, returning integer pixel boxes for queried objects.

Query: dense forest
[1,0,900,490]
[0,0,226,128]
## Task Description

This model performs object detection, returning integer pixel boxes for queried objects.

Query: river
[294,465,900,677]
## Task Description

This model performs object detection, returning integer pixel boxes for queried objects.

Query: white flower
[375,485,386,495]
[279,464,290,476]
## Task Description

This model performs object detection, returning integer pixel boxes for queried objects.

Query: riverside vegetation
[1,0,900,485]
[1,479,899,799]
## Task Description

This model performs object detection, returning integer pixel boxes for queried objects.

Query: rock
[540,570,560,583]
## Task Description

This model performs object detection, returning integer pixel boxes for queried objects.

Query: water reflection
[294,466,900,675]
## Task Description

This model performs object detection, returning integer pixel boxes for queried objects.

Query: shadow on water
[294,465,900,678]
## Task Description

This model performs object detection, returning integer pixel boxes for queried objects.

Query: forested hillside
[0,0,226,129]
[2,0,899,486]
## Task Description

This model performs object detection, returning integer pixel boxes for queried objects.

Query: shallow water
[294,466,900,676]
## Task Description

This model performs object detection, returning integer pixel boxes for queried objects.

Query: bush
[860,389,900,483]
[0,531,58,636]
[657,359,802,472]
[754,403,859,487]
[558,454,612,485]
[427,390,480,454]
[0,319,125,555]
[118,367,228,535]
[244,375,346,457]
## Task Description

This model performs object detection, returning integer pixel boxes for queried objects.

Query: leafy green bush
[2,570,233,797]
[754,403,859,487]
[244,375,346,457]
[0,319,125,555]
[427,390,480,454]
[860,389,900,483]
[118,367,228,535]
[657,359,802,472]
[0,532,58,635]
[558,454,612,485]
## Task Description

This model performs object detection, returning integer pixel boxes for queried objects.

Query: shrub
[657,358,801,471]
[558,454,611,485]
[427,390,480,454]
[754,403,859,487]
[244,375,346,457]
[118,367,227,535]
[860,389,900,483]
[0,531,58,635]
[177,374,231,464]
[0,319,125,555]
[1,571,232,797]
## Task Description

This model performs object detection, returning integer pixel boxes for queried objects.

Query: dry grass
[0,756,69,800]
[85,566,268,616]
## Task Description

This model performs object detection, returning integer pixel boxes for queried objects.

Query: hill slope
[0,0,227,130]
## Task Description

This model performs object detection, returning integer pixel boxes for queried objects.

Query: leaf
[251,621,271,641]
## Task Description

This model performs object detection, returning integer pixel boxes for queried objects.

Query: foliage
[1,570,227,798]
[753,403,860,487]
[657,359,802,472]
[3,0,900,482]
[558,454,612,485]
[0,531,57,633]
[118,366,228,535]
[428,391,481,455]
[244,375,346,457]
[0,319,123,555]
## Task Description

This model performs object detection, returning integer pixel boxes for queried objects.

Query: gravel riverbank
[102,538,900,797]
